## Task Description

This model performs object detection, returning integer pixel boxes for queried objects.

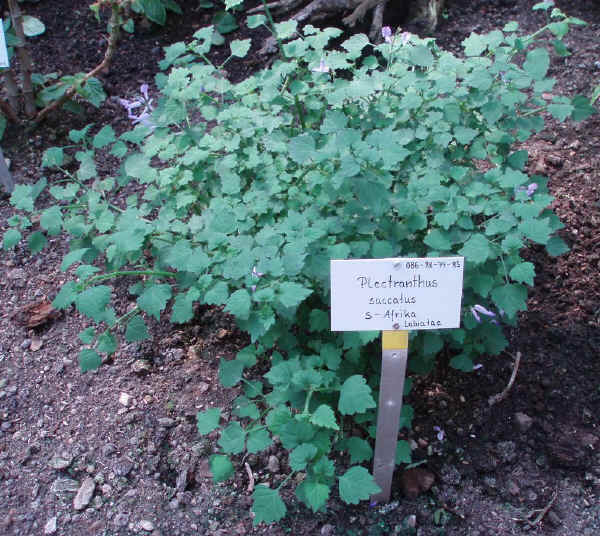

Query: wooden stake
[371,330,409,503]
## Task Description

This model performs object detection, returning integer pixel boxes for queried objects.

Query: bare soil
[0,1,599,535]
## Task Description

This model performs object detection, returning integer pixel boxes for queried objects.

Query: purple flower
[400,32,411,45]
[470,304,496,323]
[526,183,538,196]
[382,26,393,44]
[119,84,155,128]
[473,363,484,370]
[434,426,445,441]
[250,266,264,292]
[311,58,329,73]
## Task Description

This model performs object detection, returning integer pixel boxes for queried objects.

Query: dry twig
[488,351,521,406]
[244,462,255,493]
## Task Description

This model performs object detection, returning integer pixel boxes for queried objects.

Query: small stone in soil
[267,455,280,473]
[50,477,80,494]
[44,516,57,535]
[515,412,533,432]
[139,519,155,531]
[73,477,95,510]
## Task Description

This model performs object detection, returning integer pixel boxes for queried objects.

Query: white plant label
[330,257,464,331]
[0,21,9,68]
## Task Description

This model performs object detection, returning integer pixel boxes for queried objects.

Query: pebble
[21,339,32,350]
[139,519,155,531]
[73,477,95,510]
[515,412,533,432]
[132,359,152,375]
[267,455,280,473]
[507,480,520,496]
[102,443,117,457]
[48,452,72,470]
[115,459,134,477]
[113,513,129,527]
[158,417,175,427]
[119,392,132,406]
[50,477,80,494]
[44,516,57,535]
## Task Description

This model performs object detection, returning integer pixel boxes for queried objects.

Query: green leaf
[196,408,222,435]
[423,229,452,251]
[204,281,229,305]
[252,485,287,526]
[42,147,64,168]
[170,288,200,323]
[230,38,251,58]
[78,327,96,344]
[125,315,149,342]
[409,45,434,67]
[137,284,172,320]
[277,282,312,308]
[570,95,597,121]
[274,19,297,39]
[225,289,251,320]
[93,125,116,148]
[462,33,487,56]
[27,231,46,253]
[289,443,318,471]
[219,358,244,388]
[22,15,45,36]
[75,285,111,322]
[450,353,474,372]
[491,284,527,319]
[246,15,266,29]
[545,235,569,256]
[518,218,551,245]
[3,228,21,249]
[79,348,101,372]
[338,466,381,505]
[10,184,34,211]
[509,262,535,286]
[289,134,315,164]
[97,331,117,354]
[213,11,238,34]
[140,0,166,24]
[395,440,412,464]
[458,234,491,265]
[338,375,376,415]
[209,455,234,482]
[218,422,246,454]
[345,437,373,464]
[52,281,78,309]
[247,429,272,453]
[225,0,243,8]
[310,404,339,430]
[523,48,549,80]
[297,480,330,513]
[40,206,63,236]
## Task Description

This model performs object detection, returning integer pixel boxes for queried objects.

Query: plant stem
[259,0,284,58]
[84,270,174,287]
[8,0,36,116]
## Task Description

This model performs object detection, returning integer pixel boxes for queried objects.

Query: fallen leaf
[15,299,60,328]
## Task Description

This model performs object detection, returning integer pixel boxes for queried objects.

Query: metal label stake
[371,330,409,503]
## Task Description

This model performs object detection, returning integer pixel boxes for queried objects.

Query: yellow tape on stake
[371,330,409,504]
[382,330,408,350]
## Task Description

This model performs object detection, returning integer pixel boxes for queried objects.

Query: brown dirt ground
[0,1,599,535]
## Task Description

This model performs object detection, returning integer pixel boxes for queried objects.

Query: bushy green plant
[4,2,595,522]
